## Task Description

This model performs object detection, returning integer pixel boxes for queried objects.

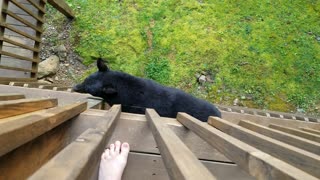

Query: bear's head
[73,58,118,98]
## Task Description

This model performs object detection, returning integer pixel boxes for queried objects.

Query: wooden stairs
[0,85,320,180]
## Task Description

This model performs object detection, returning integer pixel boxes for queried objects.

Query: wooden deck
[0,85,319,180]
[1,2,319,179]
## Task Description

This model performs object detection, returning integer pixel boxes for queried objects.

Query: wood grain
[29,105,121,180]
[3,9,43,32]
[269,124,320,143]
[209,117,320,178]
[107,112,231,162]
[47,0,75,19]
[146,109,216,180]
[0,77,36,82]
[0,36,39,52]
[38,85,57,89]
[0,50,39,62]
[0,98,57,119]
[0,101,87,156]
[8,81,49,87]
[9,0,44,23]
[0,64,35,72]
[177,113,317,180]
[26,0,45,13]
[239,120,320,155]
[300,128,320,135]
[2,22,40,41]
[0,93,25,100]
[0,109,110,180]
[222,111,320,130]
[122,152,253,180]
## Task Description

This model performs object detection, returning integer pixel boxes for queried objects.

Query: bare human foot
[99,141,130,180]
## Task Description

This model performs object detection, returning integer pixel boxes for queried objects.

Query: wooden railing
[0,0,74,83]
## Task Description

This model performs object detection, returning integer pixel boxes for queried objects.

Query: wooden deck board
[177,113,317,180]
[0,98,57,119]
[29,105,121,180]
[209,117,320,178]
[122,152,253,180]
[0,93,25,100]
[222,111,320,130]
[146,109,216,180]
[239,120,320,155]
[0,101,87,156]
[269,124,320,143]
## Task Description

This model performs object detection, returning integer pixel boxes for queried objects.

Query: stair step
[0,101,87,157]
[0,93,25,101]
[29,105,121,180]
[0,98,58,119]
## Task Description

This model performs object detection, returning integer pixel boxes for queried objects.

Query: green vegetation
[64,0,320,114]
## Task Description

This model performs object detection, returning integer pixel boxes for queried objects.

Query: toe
[120,142,130,158]
[110,143,115,155]
[101,148,110,160]
[105,149,110,158]
[115,141,121,154]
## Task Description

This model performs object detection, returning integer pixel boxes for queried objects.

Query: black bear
[73,58,221,121]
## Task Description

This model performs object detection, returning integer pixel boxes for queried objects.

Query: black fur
[73,58,221,121]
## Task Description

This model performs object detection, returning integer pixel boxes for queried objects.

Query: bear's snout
[73,84,85,93]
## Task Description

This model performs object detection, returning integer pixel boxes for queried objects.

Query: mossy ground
[60,0,319,115]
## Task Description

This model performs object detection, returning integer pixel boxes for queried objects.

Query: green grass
[63,0,320,114]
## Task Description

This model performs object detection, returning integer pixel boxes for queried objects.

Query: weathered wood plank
[0,117,73,180]
[122,152,253,180]
[222,111,320,130]
[0,0,8,63]
[8,81,48,87]
[3,33,35,46]
[239,120,320,155]
[1,36,39,52]
[29,105,121,180]
[4,9,43,32]
[9,0,44,23]
[209,117,320,178]
[47,0,75,19]
[39,85,57,89]
[107,112,231,162]
[2,22,40,41]
[0,93,25,101]
[0,50,38,62]
[269,124,320,143]
[31,0,45,78]
[6,16,37,36]
[26,0,45,13]
[0,64,35,73]
[0,101,87,157]
[8,0,39,17]
[0,98,57,119]
[146,109,216,180]
[0,77,36,82]
[0,84,92,106]
[2,45,34,58]
[300,128,320,135]
[0,108,106,180]
[177,113,317,180]
[0,69,31,78]
[53,86,72,91]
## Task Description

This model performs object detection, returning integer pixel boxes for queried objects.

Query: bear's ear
[103,87,117,95]
[97,58,109,72]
